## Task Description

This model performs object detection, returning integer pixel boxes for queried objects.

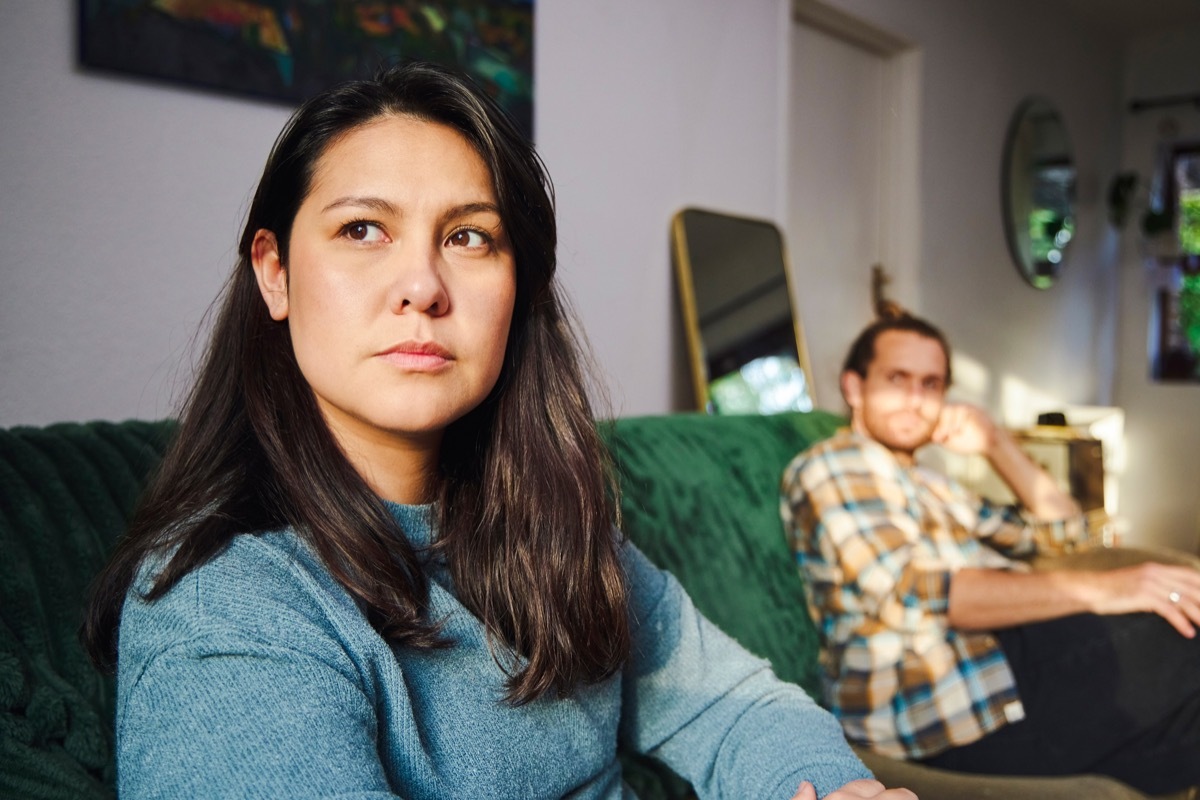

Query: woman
[84,61,913,800]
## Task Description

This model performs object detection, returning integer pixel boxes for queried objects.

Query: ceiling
[1052,0,1200,43]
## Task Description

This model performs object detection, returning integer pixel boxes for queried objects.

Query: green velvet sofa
[0,413,1181,799]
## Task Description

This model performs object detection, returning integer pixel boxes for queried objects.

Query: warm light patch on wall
[947,351,990,405]
[1000,374,1062,428]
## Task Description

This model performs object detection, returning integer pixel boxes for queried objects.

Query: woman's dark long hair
[83,61,630,704]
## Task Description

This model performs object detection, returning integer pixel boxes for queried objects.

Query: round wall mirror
[1002,97,1076,289]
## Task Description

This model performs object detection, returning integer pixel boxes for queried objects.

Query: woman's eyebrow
[321,195,399,214]
[442,202,502,221]
[318,198,500,222]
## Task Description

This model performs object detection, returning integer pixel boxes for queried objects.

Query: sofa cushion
[0,420,174,800]
[599,410,845,698]
[0,411,845,800]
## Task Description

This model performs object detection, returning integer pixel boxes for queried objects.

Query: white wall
[1113,26,1200,553]
[5,3,1193,551]
[1,1,294,425]
[811,0,1124,422]
[536,1,791,415]
[0,0,790,426]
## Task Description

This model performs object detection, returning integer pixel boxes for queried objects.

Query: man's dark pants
[921,612,1200,794]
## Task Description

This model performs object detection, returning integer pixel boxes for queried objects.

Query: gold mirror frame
[671,207,817,413]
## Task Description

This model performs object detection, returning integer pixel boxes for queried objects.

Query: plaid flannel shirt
[780,429,1087,760]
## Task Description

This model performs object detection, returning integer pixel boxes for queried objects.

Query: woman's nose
[387,244,449,316]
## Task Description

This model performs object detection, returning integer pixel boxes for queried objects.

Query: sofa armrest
[853,746,1153,800]
[1031,545,1200,572]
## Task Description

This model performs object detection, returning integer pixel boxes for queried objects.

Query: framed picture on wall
[1148,144,1200,382]
[77,0,535,137]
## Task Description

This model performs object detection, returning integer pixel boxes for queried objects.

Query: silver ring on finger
[1169,590,1182,604]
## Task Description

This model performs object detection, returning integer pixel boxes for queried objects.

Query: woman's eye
[446,228,490,249]
[342,221,386,242]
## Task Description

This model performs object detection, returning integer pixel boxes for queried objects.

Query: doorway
[785,1,920,406]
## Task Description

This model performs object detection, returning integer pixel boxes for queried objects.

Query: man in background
[781,312,1200,795]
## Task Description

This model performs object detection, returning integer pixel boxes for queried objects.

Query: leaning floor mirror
[671,207,816,414]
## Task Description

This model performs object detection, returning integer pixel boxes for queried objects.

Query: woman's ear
[250,229,289,321]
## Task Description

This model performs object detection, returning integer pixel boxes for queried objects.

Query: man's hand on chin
[932,403,1081,520]
[930,403,1000,456]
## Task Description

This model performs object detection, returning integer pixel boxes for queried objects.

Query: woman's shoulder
[618,537,678,635]
[129,528,332,600]
[119,529,375,671]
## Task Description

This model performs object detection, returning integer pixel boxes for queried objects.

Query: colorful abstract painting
[78,0,534,136]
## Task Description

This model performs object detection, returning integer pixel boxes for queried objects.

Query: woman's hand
[791,778,918,799]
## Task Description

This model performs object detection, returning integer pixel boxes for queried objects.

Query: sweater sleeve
[617,543,871,799]
[116,539,405,800]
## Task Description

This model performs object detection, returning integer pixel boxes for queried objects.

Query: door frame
[781,0,922,317]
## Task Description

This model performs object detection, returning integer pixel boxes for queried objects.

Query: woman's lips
[376,341,453,371]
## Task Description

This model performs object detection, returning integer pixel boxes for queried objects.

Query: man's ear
[841,370,864,411]
[250,229,289,321]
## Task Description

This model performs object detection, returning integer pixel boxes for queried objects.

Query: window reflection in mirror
[1002,97,1076,289]
[671,207,815,414]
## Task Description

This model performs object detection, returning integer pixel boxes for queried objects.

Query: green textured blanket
[1,420,174,800]
[601,411,840,698]
[0,412,840,800]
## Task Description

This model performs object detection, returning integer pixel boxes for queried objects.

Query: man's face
[842,330,949,460]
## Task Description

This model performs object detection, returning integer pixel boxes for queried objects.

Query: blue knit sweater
[116,503,869,798]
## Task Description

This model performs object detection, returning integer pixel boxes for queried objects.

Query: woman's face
[251,115,516,498]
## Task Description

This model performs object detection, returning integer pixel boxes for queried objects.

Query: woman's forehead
[304,115,496,206]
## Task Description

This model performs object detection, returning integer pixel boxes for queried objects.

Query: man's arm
[935,403,1200,637]
[932,403,1079,520]
[948,561,1200,637]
